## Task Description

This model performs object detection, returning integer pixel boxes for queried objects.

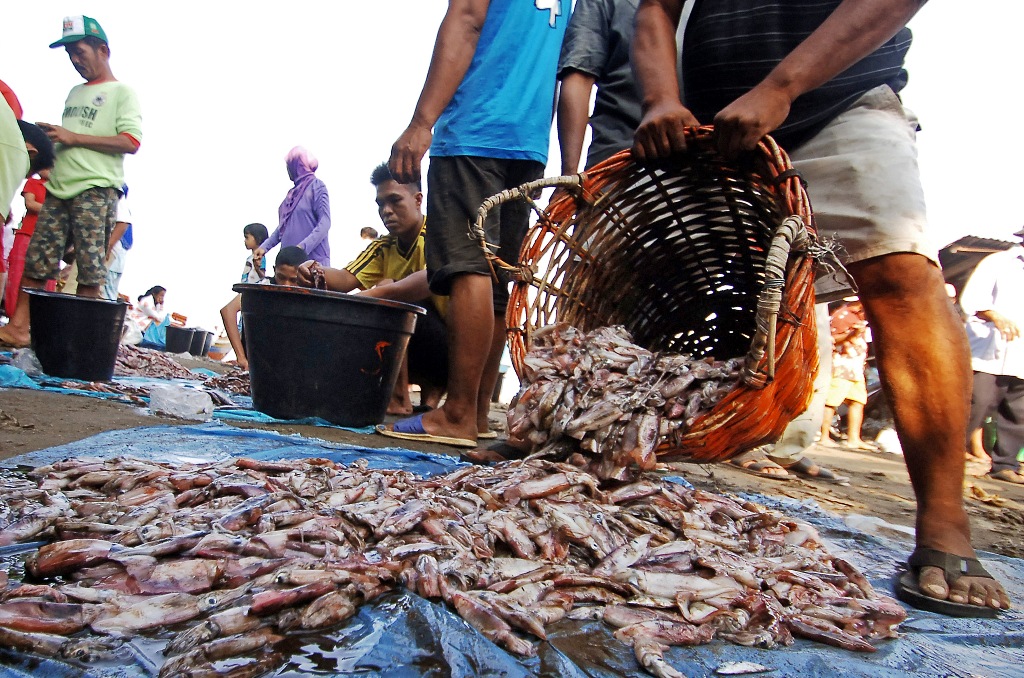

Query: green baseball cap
[49,15,108,49]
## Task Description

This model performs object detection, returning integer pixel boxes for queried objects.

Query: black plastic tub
[201,331,215,357]
[165,326,195,354]
[26,290,127,382]
[234,283,425,427]
[188,329,208,356]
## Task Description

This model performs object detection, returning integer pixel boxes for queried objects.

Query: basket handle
[743,215,810,388]
[470,174,586,278]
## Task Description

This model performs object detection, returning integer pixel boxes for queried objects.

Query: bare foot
[0,326,30,348]
[915,515,1011,611]
[384,406,476,442]
[387,405,413,416]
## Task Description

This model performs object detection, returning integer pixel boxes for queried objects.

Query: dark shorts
[23,186,119,287]
[425,156,544,314]
[407,301,448,390]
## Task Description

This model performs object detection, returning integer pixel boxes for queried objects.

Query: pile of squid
[115,345,199,381]
[510,324,742,480]
[202,371,251,397]
[0,455,904,678]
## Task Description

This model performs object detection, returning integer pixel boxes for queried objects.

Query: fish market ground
[2,356,1022,561]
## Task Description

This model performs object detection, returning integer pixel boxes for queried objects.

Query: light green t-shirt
[47,80,142,200]
[0,98,29,221]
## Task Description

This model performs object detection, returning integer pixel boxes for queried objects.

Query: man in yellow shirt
[299,163,448,415]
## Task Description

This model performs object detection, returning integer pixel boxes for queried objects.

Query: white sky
[3,2,1022,335]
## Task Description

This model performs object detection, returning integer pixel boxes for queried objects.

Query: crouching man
[297,162,448,415]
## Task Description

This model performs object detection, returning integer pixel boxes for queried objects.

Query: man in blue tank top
[631,0,1009,617]
[382,1,568,448]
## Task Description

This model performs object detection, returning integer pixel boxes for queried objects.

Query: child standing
[240,222,269,284]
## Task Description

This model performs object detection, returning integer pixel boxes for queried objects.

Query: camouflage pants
[23,186,119,287]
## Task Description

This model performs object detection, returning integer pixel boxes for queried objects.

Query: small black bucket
[235,283,425,427]
[165,326,195,354]
[27,290,127,382]
[201,331,215,358]
[188,329,208,356]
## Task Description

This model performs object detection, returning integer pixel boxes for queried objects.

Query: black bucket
[26,290,127,382]
[201,331,215,358]
[188,329,208,356]
[235,283,425,427]
[165,326,195,354]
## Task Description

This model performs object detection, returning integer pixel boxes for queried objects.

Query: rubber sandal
[777,456,850,485]
[477,430,499,440]
[892,547,1001,618]
[726,450,794,481]
[376,413,476,448]
[989,469,1024,485]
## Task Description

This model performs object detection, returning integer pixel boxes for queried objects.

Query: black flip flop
[460,441,529,464]
[726,451,795,481]
[892,547,1001,618]
[779,456,850,485]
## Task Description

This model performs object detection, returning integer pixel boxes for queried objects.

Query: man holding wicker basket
[631,0,1009,616]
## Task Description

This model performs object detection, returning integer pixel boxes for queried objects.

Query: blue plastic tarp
[0,423,1022,677]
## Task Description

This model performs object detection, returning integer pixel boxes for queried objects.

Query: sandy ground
[1,364,1022,560]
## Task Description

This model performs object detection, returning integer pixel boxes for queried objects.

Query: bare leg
[852,253,1008,610]
[476,315,506,434]
[845,401,866,446]
[75,283,102,299]
[0,277,45,346]
[819,405,838,445]
[967,427,988,461]
[390,273,491,441]
[387,356,413,416]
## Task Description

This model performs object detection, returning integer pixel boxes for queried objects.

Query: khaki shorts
[791,85,939,299]
[825,375,868,407]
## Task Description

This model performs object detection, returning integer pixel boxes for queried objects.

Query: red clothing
[4,178,48,314]
[19,177,46,236]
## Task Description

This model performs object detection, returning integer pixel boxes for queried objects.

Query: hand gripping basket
[471,127,819,463]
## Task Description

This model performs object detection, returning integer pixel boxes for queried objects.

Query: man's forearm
[65,132,139,155]
[557,71,597,174]
[633,0,686,112]
[761,0,926,103]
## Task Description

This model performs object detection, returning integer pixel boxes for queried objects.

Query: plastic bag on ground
[149,384,213,421]
[11,349,43,377]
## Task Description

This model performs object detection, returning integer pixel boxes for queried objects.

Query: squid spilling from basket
[510,323,742,479]
[0,455,904,678]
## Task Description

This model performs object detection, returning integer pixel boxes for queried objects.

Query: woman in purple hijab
[256,146,332,266]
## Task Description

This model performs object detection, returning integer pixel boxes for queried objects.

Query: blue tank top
[431,0,569,163]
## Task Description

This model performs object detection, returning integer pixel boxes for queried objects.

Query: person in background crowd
[382,0,568,448]
[0,16,142,348]
[631,0,1008,615]
[102,183,132,300]
[359,226,379,241]
[960,227,1024,485]
[556,0,643,174]
[240,222,268,284]
[255,147,331,268]
[297,162,449,416]
[4,121,56,317]
[819,298,877,451]
[221,246,306,370]
[129,284,168,347]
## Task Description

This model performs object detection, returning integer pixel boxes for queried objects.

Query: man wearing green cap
[0,15,142,348]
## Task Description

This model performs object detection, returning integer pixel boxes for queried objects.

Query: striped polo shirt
[683,0,912,151]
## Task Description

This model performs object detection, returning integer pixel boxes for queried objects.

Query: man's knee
[848,252,943,301]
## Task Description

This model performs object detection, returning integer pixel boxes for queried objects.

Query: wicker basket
[471,127,819,463]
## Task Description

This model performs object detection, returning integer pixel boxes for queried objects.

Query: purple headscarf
[278,146,319,226]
